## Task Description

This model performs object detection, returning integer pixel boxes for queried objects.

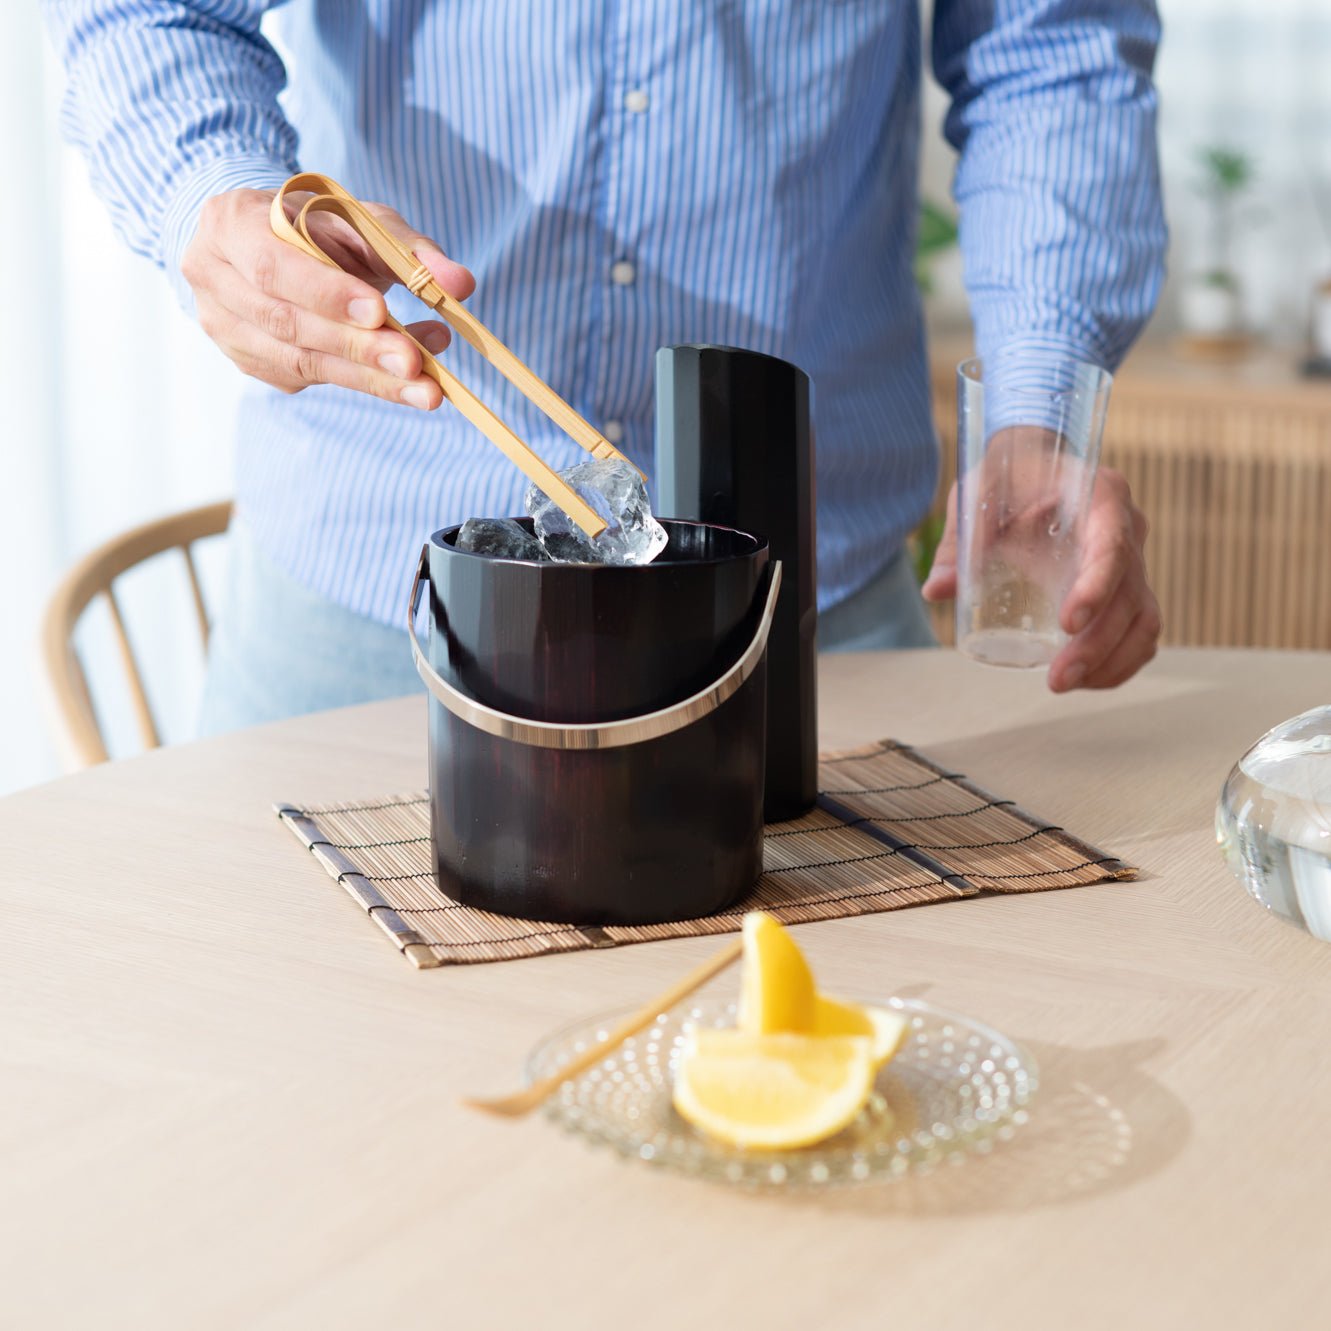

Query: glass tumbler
[956,351,1113,668]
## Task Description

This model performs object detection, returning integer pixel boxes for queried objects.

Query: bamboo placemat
[277,739,1136,969]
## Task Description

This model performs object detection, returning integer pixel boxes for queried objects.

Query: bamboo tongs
[270,173,634,538]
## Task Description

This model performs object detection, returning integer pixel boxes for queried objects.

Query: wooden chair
[38,501,233,770]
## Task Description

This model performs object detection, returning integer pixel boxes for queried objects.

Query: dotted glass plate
[526,996,1038,1188]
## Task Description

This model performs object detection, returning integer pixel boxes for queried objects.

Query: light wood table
[4,649,1331,1330]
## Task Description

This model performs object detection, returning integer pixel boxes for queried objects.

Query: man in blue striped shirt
[43,1,1166,728]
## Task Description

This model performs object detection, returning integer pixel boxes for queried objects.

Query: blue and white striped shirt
[44,0,1165,625]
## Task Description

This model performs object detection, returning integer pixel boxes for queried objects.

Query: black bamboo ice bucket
[407,520,781,925]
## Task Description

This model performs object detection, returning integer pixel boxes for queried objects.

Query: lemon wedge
[814,995,909,1068]
[736,912,907,1066]
[672,1030,876,1150]
[675,913,907,1150]
[738,911,816,1033]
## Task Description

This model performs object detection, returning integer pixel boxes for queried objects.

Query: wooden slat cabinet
[923,337,1331,650]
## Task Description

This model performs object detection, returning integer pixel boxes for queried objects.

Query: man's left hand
[921,467,1162,692]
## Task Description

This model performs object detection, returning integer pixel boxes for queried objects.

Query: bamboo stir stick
[463,936,744,1119]
[269,173,636,540]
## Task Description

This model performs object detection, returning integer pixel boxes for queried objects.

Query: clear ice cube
[523,458,668,566]
[455,517,550,561]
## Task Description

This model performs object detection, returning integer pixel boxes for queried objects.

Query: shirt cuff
[968,324,1113,446]
[159,154,300,314]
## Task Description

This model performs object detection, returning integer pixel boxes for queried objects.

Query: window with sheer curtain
[918,0,1331,335]
[1152,0,1331,333]
[3,0,1328,796]
[3,8,242,796]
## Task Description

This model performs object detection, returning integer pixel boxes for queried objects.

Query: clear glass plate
[526,996,1038,1188]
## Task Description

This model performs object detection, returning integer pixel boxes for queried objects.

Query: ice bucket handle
[407,549,782,751]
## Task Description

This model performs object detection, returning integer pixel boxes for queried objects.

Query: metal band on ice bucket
[408,549,782,751]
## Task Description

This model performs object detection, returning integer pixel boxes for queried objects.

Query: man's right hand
[181,187,476,409]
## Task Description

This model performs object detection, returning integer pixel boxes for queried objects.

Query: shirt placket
[591,0,657,473]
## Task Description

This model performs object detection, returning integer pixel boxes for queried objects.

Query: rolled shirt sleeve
[933,0,1168,396]
[41,0,300,310]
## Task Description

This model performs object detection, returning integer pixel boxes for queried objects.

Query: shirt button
[610,260,636,286]
[602,419,625,443]
[623,88,650,114]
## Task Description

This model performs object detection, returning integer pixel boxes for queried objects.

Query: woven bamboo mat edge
[809,740,1134,894]
[276,738,1137,969]
[811,738,1138,893]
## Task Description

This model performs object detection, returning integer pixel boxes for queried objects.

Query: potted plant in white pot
[1180,147,1254,344]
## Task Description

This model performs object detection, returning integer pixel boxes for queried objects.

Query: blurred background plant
[1196,146,1256,290]
[910,510,947,588]
[914,198,959,296]
[912,198,960,584]
[1178,145,1261,339]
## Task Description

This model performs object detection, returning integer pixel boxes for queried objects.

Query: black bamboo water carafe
[655,345,818,821]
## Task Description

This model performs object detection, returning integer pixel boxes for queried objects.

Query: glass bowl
[1216,704,1331,942]
[526,996,1037,1188]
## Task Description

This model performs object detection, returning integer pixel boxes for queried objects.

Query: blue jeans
[197,522,936,737]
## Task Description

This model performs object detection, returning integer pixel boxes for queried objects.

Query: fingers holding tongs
[269,173,634,539]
